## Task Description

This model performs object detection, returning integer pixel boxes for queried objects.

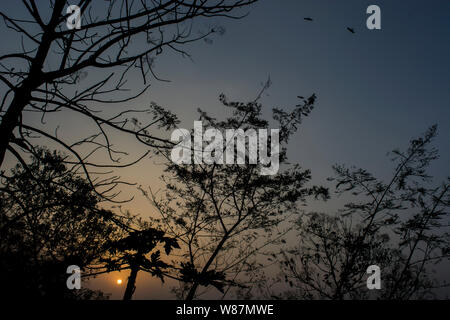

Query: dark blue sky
[2,0,448,185]
[145,0,450,186]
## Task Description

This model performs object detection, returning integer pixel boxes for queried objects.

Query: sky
[1,0,450,299]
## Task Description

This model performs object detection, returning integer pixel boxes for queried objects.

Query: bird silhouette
[304,17,313,21]
[347,27,355,34]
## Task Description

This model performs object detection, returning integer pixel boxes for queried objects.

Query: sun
[116,279,123,285]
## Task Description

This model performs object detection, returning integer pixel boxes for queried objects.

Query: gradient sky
[1,0,449,299]
[94,0,450,298]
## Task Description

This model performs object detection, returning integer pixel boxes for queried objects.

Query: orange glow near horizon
[116,279,123,285]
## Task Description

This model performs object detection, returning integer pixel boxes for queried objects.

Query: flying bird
[347,27,355,34]
[304,17,313,21]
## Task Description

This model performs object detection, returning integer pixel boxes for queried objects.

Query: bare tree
[143,91,329,300]
[0,0,258,202]
[279,126,450,299]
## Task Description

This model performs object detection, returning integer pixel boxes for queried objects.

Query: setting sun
[116,279,123,285]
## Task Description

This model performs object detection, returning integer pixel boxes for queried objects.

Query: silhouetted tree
[143,90,328,300]
[0,0,258,202]
[0,147,128,298]
[278,126,450,299]
[0,146,179,299]
[98,224,180,300]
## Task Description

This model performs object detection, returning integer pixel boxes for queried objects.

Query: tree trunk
[185,229,235,300]
[0,0,66,168]
[123,265,139,300]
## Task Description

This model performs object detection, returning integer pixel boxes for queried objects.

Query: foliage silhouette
[100,225,180,300]
[277,126,450,299]
[0,148,124,298]
[144,90,329,300]
[0,147,179,299]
